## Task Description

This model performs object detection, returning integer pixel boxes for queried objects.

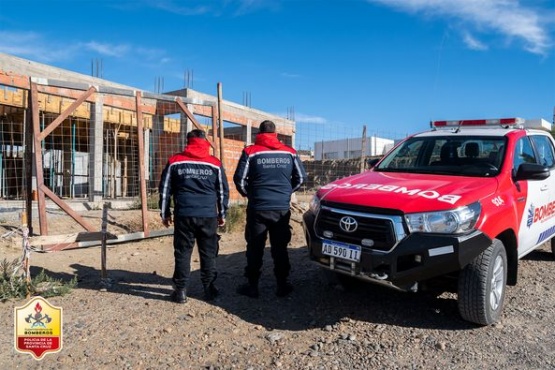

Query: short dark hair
[187,129,206,139]
[259,120,276,133]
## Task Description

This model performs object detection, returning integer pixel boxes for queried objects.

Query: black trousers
[173,216,219,290]
[244,209,292,284]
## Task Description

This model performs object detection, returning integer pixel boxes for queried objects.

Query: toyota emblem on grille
[339,216,358,233]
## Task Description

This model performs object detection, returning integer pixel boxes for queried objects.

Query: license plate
[322,239,361,262]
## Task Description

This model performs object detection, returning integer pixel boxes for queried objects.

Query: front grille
[315,205,405,252]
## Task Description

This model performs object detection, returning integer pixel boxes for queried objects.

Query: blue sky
[1,0,554,150]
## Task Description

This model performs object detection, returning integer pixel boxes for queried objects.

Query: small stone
[266,333,283,343]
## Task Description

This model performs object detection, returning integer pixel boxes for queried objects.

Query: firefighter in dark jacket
[233,120,307,298]
[159,129,229,303]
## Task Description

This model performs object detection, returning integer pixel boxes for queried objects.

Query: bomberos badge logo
[14,296,63,360]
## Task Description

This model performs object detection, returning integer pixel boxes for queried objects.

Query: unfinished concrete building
[0,53,296,242]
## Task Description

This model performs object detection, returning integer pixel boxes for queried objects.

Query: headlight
[309,195,321,214]
[405,202,481,234]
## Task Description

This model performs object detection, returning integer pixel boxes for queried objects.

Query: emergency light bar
[431,118,525,129]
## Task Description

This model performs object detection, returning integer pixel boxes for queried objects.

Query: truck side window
[513,137,537,172]
[530,135,555,168]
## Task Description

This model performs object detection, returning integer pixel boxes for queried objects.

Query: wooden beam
[211,105,218,158]
[136,91,149,237]
[37,86,96,141]
[38,184,96,232]
[24,91,33,233]
[37,228,173,252]
[217,83,224,163]
[174,97,216,150]
[29,231,117,247]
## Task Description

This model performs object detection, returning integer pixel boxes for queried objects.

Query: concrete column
[180,112,187,149]
[150,115,162,189]
[291,125,296,149]
[185,103,194,137]
[89,94,104,202]
[246,119,252,145]
[62,126,72,197]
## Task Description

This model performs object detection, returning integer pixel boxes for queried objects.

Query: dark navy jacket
[233,133,306,211]
[159,138,229,219]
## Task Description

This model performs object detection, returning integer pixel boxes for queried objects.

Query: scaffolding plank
[29,231,117,246]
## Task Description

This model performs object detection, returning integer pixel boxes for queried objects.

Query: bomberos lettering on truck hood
[317,171,498,212]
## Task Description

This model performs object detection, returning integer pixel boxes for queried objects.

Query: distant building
[297,149,313,162]
[314,136,394,160]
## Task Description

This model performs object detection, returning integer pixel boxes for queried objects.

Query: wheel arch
[496,229,518,286]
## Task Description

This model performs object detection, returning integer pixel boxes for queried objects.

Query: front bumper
[303,210,492,290]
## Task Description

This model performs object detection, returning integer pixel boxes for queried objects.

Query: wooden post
[24,101,33,235]
[135,91,149,237]
[100,203,108,280]
[21,211,31,298]
[217,83,224,162]
[211,105,218,158]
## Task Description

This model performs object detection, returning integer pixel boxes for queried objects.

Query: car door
[516,134,555,257]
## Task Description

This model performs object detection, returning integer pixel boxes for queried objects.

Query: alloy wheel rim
[489,255,504,311]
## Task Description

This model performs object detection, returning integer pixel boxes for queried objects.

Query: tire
[457,238,507,325]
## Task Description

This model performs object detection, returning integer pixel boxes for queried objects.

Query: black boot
[276,281,293,297]
[236,282,259,298]
[170,289,187,303]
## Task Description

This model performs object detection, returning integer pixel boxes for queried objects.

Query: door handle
[541,185,549,191]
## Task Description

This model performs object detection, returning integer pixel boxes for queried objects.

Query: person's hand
[218,217,226,227]
[162,217,172,228]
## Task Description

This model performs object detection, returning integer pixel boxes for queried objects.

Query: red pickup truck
[303,118,555,325]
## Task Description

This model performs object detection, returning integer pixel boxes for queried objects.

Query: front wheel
[457,238,507,325]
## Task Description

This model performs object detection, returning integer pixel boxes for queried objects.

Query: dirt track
[1,210,555,369]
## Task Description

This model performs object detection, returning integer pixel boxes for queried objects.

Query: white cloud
[281,72,301,78]
[0,31,66,62]
[233,0,280,16]
[143,0,279,17]
[83,41,130,58]
[294,113,327,124]
[0,31,172,69]
[462,31,488,51]
[143,0,212,16]
[367,0,551,55]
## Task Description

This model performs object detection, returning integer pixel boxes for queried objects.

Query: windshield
[376,135,507,177]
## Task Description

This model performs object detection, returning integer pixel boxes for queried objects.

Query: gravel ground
[1,210,555,369]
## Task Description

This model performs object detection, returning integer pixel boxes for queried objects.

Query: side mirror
[367,158,380,168]
[514,163,550,181]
